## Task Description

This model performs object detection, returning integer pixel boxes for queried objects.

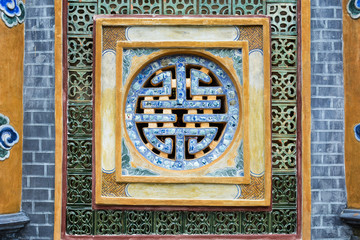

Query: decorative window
[94,18,271,206]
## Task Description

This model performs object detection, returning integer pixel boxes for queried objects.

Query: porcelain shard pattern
[124,54,241,173]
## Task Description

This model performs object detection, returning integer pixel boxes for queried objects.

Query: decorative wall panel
[94,19,271,206]
[58,0,306,238]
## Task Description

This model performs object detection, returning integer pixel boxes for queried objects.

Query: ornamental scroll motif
[0,113,19,161]
[355,123,360,141]
[347,0,360,19]
[0,0,25,27]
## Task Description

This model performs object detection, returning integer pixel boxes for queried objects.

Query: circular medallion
[124,54,240,171]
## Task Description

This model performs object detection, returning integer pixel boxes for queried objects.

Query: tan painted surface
[126,26,239,41]
[302,0,312,238]
[100,50,116,172]
[343,0,360,209]
[0,18,24,214]
[53,0,63,238]
[249,50,265,175]
[127,183,240,199]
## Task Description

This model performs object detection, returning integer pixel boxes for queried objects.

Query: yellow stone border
[301,0,312,239]
[54,0,63,239]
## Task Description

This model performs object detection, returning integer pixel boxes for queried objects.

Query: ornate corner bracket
[347,0,360,19]
[0,0,25,28]
[0,114,19,161]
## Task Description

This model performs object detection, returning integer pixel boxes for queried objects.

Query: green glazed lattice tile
[67,139,92,171]
[125,211,153,234]
[98,0,131,14]
[272,138,296,170]
[272,103,297,136]
[241,211,269,234]
[131,0,162,14]
[67,173,92,205]
[68,70,93,101]
[214,211,240,234]
[271,70,297,102]
[271,209,297,234]
[185,212,212,234]
[66,208,94,235]
[233,0,265,15]
[271,36,297,69]
[155,211,183,235]
[199,0,231,15]
[267,3,297,35]
[164,0,197,15]
[68,37,94,69]
[67,104,93,137]
[68,3,97,35]
[95,210,124,234]
[272,173,297,206]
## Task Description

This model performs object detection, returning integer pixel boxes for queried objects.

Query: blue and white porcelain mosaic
[122,48,160,85]
[205,49,243,85]
[124,54,241,172]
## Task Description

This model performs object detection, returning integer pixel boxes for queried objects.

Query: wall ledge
[341,208,360,226]
[0,212,29,238]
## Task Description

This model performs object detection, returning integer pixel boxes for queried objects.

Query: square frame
[94,17,272,207]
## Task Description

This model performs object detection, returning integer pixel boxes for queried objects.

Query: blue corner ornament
[0,113,19,161]
[347,0,360,19]
[355,123,360,142]
[0,0,25,28]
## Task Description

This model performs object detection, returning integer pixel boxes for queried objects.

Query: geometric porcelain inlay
[124,54,240,171]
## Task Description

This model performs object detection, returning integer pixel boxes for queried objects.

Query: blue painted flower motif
[0,0,25,28]
[0,113,19,161]
[355,123,360,142]
[347,0,360,19]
